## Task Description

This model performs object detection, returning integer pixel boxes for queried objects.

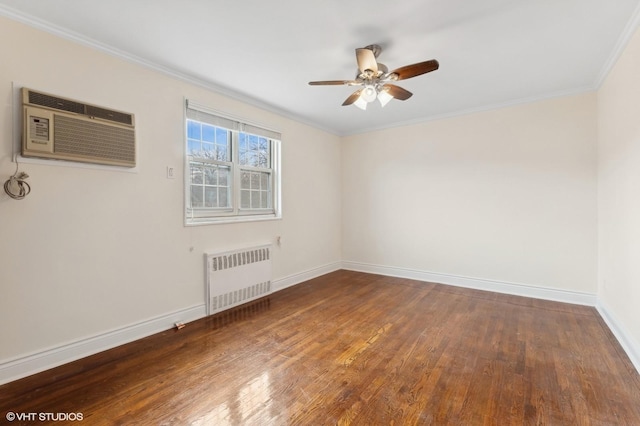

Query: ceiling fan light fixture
[362,85,377,102]
[377,89,394,107]
[308,44,439,110]
[354,97,368,110]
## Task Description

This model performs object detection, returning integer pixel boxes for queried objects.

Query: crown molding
[594,1,640,88]
[0,5,338,136]
[341,85,596,137]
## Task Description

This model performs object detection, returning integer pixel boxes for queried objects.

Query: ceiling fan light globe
[362,86,377,102]
[378,90,394,107]
[354,97,368,110]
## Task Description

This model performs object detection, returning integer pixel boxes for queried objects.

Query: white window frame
[184,100,282,225]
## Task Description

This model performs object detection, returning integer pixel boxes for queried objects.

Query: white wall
[597,24,640,369]
[342,93,598,295]
[0,16,342,379]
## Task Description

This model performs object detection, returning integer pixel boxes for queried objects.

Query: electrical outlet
[167,166,176,179]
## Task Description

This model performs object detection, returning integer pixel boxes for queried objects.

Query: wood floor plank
[2,270,640,425]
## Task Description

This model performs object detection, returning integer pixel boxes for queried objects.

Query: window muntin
[240,170,271,209]
[187,121,230,162]
[238,132,272,211]
[184,102,281,225]
[239,133,270,168]
[189,162,231,209]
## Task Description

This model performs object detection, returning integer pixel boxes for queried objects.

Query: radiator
[205,244,272,315]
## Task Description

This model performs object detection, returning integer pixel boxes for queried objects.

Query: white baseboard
[5,262,636,386]
[596,300,640,374]
[0,304,207,386]
[342,261,640,375]
[272,261,342,291]
[341,261,597,306]
[0,262,342,386]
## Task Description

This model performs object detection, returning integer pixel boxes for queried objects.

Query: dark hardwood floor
[2,270,640,425]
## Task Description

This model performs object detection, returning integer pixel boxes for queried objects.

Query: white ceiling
[1,1,639,135]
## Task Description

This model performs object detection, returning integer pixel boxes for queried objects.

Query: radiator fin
[211,247,270,272]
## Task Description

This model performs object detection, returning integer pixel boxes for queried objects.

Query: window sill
[185,213,282,226]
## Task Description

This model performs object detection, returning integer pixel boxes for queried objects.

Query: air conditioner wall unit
[22,88,136,168]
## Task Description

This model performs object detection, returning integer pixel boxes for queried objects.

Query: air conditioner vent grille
[29,91,85,114]
[27,90,133,126]
[54,115,136,165]
[86,105,133,125]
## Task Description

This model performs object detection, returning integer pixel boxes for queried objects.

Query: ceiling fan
[309,44,439,110]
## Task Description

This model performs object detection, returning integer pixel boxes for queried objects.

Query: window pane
[204,187,217,207]
[249,152,259,168]
[261,191,269,208]
[216,144,228,161]
[238,133,270,168]
[249,134,259,148]
[251,190,260,208]
[239,150,247,165]
[191,164,203,184]
[188,140,201,156]
[202,124,215,142]
[216,128,230,161]
[245,151,256,167]
[218,169,230,208]
[204,167,217,185]
[201,142,215,158]
[257,150,271,169]
[216,127,228,143]
[219,186,229,207]
[250,172,260,188]
[188,120,230,162]
[219,168,229,186]
[190,162,232,209]
[241,171,250,189]
[187,121,201,139]
[190,185,203,207]
[237,170,272,209]
[241,190,250,209]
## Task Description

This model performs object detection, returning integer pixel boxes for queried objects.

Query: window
[185,100,281,224]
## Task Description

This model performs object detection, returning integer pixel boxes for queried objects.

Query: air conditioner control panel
[24,106,54,153]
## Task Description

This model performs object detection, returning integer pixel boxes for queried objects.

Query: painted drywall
[0,16,342,364]
[597,25,640,361]
[342,93,598,294]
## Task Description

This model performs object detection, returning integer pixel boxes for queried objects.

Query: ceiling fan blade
[390,59,439,80]
[309,80,358,86]
[384,84,413,101]
[356,48,378,74]
[342,89,363,106]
